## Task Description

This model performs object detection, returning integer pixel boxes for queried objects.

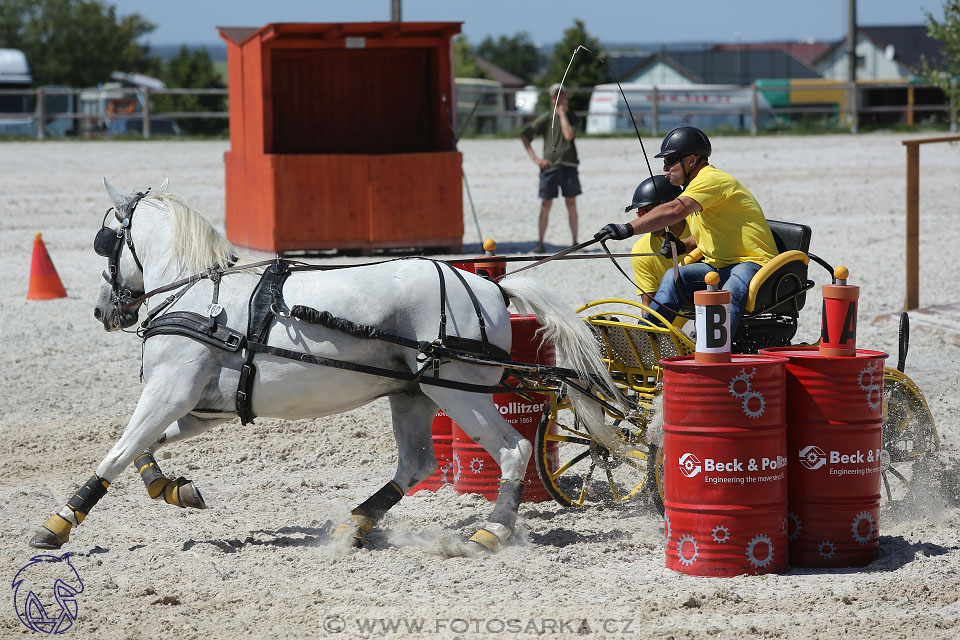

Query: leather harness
[139,259,570,426]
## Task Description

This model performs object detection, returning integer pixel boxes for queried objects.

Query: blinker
[94,226,122,257]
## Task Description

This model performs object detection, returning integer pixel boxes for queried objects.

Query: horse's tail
[498,275,631,455]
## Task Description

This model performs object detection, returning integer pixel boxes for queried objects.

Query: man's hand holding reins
[595,223,634,241]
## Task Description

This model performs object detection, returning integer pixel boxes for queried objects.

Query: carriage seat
[742,219,813,317]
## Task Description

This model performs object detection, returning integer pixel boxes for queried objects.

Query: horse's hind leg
[333,393,438,548]
[133,413,228,509]
[425,389,532,553]
[29,383,200,549]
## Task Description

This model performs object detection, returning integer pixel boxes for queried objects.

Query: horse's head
[92,178,166,331]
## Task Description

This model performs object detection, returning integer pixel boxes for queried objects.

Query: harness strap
[237,262,292,425]
[245,340,545,395]
[431,260,449,343]
[141,311,245,352]
[442,262,493,352]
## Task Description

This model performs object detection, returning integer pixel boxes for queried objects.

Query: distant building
[814,25,944,81]
[712,41,831,68]
[813,25,948,126]
[622,49,821,85]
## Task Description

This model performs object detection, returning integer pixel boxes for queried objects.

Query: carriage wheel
[533,393,657,509]
[652,443,665,516]
[880,368,940,504]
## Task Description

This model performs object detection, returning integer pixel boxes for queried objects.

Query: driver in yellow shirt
[596,126,777,336]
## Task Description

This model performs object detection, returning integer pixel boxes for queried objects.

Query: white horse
[30,179,622,553]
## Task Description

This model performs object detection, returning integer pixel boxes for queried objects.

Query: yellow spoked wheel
[881,367,940,502]
[533,391,660,510]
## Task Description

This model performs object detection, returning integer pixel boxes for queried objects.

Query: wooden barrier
[901,135,960,310]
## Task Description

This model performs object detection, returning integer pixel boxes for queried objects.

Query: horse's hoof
[332,522,366,548]
[467,528,501,553]
[178,480,207,509]
[332,511,374,548]
[29,526,67,550]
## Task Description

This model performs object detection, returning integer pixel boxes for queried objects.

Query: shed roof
[217,22,462,46]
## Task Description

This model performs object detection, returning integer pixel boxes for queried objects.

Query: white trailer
[586,82,771,135]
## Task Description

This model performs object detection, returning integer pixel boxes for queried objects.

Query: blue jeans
[645,262,763,337]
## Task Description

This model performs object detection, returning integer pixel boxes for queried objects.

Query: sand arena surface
[0,135,958,638]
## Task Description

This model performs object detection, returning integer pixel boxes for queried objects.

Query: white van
[0,48,33,136]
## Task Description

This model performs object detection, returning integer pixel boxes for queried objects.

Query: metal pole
[904,142,919,310]
[951,78,958,133]
[846,0,858,133]
[750,82,759,135]
[141,86,151,139]
[35,87,45,141]
[391,0,401,21]
[651,85,659,136]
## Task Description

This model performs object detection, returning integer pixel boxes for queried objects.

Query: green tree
[453,35,487,79]
[539,19,607,113]
[918,0,960,126]
[0,0,156,86]
[153,46,227,136]
[476,32,542,83]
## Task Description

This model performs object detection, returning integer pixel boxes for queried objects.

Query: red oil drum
[760,346,886,568]
[452,314,555,502]
[406,410,454,495]
[661,354,789,577]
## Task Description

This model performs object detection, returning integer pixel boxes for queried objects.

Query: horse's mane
[144,191,237,276]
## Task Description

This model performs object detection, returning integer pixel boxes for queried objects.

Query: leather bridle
[93,191,148,327]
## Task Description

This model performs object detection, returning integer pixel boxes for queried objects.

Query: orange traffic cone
[27,232,67,300]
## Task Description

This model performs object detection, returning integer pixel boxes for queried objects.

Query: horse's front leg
[132,413,229,510]
[29,381,202,549]
[333,393,439,548]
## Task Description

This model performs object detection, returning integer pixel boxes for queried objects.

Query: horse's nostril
[93,308,102,320]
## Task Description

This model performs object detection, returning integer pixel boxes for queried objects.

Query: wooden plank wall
[269,49,436,154]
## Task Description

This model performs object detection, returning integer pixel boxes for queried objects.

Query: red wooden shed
[218,22,464,253]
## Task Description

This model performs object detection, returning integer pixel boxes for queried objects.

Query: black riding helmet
[625,175,683,213]
[654,126,712,159]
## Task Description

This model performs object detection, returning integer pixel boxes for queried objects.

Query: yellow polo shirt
[682,165,777,268]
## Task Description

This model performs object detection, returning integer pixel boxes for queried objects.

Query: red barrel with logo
[661,354,789,577]
[406,410,454,495]
[452,314,555,502]
[759,346,886,567]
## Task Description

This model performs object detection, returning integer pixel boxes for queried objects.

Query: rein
[119,250,667,314]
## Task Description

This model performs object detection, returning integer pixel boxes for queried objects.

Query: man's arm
[521,132,551,169]
[629,196,702,236]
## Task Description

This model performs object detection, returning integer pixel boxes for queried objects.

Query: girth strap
[237,261,291,425]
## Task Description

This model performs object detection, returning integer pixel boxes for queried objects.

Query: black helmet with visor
[625,175,683,213]
[654,126,712,159]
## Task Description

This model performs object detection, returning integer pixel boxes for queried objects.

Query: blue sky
[115,0,942,47]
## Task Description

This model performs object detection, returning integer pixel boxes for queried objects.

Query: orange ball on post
[820,266,859,357]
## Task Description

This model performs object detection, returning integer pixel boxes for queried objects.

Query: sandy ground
[1,135,959,639]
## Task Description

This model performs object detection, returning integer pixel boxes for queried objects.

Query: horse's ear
[103,177,137,223]
[158,178,169,193]
[103,177,124,208]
